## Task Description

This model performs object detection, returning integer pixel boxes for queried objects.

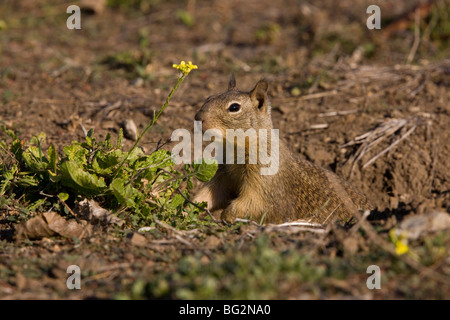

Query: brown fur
[194,77,373,224]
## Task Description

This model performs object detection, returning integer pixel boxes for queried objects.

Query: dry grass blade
[300,90,339,100]
[342,119,407,148]
[234,218,326,234]
[319,109,358,117]
[362,125,417,168]
[273,220,324,228]
[343,117,421,177]
[154,218,182,235]
[309,123,329,130]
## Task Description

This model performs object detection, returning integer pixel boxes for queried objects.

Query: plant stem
[113,75,186,178]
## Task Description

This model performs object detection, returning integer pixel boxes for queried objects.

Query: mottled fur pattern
[194,76,373,224]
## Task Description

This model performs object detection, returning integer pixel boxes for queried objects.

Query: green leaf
[187,176,194,190]
[110,178,142,208]
[0,164,18,195]
[172,179,182,189]
[47,144,57,173]
[29,132,46,146]
[116,128,124,149]
[84,128,95,148]
[1,125,17,140]
[87,128,94,138]
[167,193,185,210]
[27,198,46,211]
[60,161,106,194]
[92,149,124,175]
[103,132,112,149]
[132,149,173,170]
[22,146,47,171]
[58,192,69,202]
[17,174,39,187]
[63,143,89,165]
[193,159,218,182]
[10,139,23,162]
[127,147,145,164]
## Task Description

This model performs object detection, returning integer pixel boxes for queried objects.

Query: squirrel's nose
[194,110,203,121]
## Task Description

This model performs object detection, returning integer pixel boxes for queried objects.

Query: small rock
[398,215,428,240]
[428,211,450,232]
[131,78,144,88]
[397,211,450,240]
[128,232,147,247]
[138,226,155,233]
[122,119,138,141]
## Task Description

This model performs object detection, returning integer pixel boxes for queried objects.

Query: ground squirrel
[194,75,373,224]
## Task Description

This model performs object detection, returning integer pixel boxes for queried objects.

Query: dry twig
[343,118,421,177]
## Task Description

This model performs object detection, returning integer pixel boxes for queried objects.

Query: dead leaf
[15,199,124,240]
[15,212,91,240]
[15,215,56,240]
[43,211,90,238]
[78,199,124,226]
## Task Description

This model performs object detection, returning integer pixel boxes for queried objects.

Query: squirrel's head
[195,75,272,135]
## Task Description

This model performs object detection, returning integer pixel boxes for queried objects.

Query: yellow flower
[395,240,409,255]
[389,229,409,255]
[172,60,198,75]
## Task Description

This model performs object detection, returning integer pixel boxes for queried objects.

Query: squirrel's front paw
[221,198,264,223]
[220,203,247,223]
[220,206,237,224]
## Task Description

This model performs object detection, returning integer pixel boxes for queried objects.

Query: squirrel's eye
[228,103,241,113]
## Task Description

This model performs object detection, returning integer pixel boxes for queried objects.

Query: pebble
[122,119,138,141]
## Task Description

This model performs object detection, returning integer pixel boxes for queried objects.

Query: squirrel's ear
[250,79,269,112]
[228,73,236,90]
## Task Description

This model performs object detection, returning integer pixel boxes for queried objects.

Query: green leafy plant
[0,61,216,229]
